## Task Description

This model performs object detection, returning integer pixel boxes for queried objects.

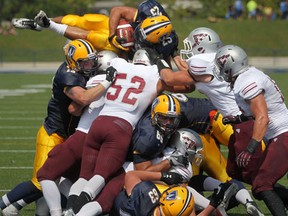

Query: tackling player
[62,49,192,216]
[35,50,120,216]
[0,39,117,216]
[112,169,237,216]
[214,44,288,216]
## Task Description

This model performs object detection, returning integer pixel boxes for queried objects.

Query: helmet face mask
[64,39,98,78]
[214,45,249,84]
[151,94,181,134]
[180,27,222,60]
[154,113,181,134]
[159,186,194,216]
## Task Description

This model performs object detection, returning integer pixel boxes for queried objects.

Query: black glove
[108,34,129,51]
[143,47,161,64]
[222,113,254,125]
[168,150,189,167]
[105,66,117,83]
[160,172,185,185]
[210,182,238,208]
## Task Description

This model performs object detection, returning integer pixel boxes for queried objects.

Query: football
[116,19,135,48]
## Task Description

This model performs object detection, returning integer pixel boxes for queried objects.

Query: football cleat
[11,18,42,31]
[245,200,264,216]
[34,10,50,28]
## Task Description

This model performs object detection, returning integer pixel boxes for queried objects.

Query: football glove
[160,172,185,185]
[108,34,129,51]
[143,47,170,70]
[101,66,118,89]
[143,47,161,64]
[222,114,254,125]
[236,138,260,167]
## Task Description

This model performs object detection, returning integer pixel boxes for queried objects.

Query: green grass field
[0,19,288,62]
[0,72,287,215]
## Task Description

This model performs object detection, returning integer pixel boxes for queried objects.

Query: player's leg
[71,117,132,215]
[252,132,288,215]
[38,130,85,216]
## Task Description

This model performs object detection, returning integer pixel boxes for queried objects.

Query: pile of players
[1,0,288,215]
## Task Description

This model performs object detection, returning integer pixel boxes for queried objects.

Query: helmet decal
[165,190,177,200]
[182,133,196,151]
[216,54,231,69]
[67,45,76,59]
[192,33,209,48]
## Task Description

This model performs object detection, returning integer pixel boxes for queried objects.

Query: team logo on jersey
[165,190,178,200]
[216,54,231,69]
[67,45,76,59]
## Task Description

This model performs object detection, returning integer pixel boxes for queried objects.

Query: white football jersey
[187,53,241,116]
[234,67,288,139]
[76,74,106,133]
[99,58,160,128]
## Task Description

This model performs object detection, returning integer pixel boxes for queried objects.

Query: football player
[12,0,184,68]
[111,169,237,216]
[61,48,193,216]
[109,0,185,69]
[35,50,121,216]
[214,44,288,216]
[142,40,266,216]
[0,40,117,216]
[12,11,133,58]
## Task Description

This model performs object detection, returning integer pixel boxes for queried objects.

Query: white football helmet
[169,128,204,166]
[132,48,152,66]
[180,27,222,60]
[213,45,249,83]
[96,50,118,73]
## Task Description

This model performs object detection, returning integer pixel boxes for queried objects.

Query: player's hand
[143,47,161,64]
[160,172,185,185]
[222,114,254,125]
[105,66,117,83]
[108,35,129,51]
[236,150,252,167]
[168,150,189,167]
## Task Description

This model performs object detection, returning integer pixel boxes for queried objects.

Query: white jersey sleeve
[234,67,288,139]
[76,74,106,133]
[187,53,241,116]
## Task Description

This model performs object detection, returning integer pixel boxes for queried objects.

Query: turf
[0,19,288,62]
[0,72,287,215]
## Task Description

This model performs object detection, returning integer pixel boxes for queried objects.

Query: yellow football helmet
[139,15,172,44]
[159,186,194,216]
[151,94,181,134]
[64,39,98,77]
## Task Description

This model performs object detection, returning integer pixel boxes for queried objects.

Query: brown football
[116,19,135,48]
